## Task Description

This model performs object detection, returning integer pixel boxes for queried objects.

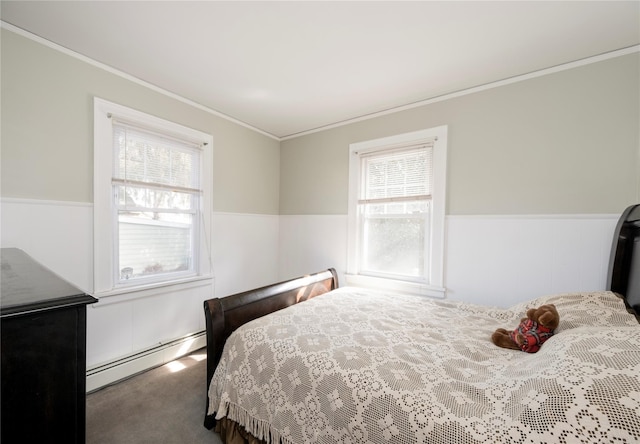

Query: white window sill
[344,273,446,299]
[92,275,214,306]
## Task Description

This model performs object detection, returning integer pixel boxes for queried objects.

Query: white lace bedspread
[208,288,640,443]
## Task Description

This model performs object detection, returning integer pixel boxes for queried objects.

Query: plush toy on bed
[491,304,560,353]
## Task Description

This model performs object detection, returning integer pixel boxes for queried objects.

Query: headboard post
[203,297,224,429]
[607,203,640,315]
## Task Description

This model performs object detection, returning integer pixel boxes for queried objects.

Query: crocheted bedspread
[208,288,640,443]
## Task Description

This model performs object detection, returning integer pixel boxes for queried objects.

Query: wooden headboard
[607,203,640,317]
[203,268,338,429]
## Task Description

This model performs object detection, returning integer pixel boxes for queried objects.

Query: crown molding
[3,21,637,143]
[1,21,280,141]
[280,45,640,140]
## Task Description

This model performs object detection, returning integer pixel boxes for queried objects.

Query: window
[347,126,447,297]
[94,98,213,295]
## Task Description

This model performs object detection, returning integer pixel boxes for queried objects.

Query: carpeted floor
[86,348,223,444]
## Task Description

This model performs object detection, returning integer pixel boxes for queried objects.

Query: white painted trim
[344,273,446,299]
[86,331,206,393]
[0,197,92,208]
[1,198,617,222]
[0,21,279,141]
[279,214,347,219]
[213,211,280,219]
[347,126,448,294]
[91,275,214,304]
[447,213,620,220]
[93,97,214,295]
[0,199,284,217]
[280,45,640,140]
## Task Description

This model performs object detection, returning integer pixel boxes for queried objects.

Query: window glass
[112,121,201,285]
[360,201,429,278]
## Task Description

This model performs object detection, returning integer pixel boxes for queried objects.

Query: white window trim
[346,126,448,298]
[93,97,213,298]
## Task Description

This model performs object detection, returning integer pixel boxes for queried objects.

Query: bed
[203,204,640,443]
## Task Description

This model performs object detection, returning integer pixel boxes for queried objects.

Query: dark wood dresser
[1,248,97,443]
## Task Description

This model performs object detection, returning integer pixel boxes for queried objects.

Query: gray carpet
[86,348,222,444]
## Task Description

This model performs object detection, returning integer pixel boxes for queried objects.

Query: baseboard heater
[86,330,206,393]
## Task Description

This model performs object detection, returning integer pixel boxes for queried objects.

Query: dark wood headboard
[608,203,640,316]
[203,268,338,428]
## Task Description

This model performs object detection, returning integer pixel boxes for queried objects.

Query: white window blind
[112,120,202,284]
[359,144,433,203]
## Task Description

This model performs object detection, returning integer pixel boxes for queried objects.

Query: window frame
[93,97,213,297]
[346,126,448,297]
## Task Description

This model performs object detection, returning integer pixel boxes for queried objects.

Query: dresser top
[1,248,96,317]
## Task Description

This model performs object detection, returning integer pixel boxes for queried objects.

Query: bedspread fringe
[217,400,295,444]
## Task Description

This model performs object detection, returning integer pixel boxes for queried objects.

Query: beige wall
[281,53,640,215]
[2,28,638,217]
[1,29,281,215]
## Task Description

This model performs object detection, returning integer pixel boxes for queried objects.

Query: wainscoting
[0,198,94,292]
[278,213,619,307]
[1,198,280,389]
[445,214,618,307]
[1,198,619,389]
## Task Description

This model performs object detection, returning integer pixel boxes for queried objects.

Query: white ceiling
[2,1,639,139]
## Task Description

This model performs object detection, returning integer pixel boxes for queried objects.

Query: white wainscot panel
[130,282,209,352]
[445,215,618,307]
[279,215,348,283]
[0,198,93,292]
[86,300,133,367]
[212,212,280,297]
[86,280,212,369]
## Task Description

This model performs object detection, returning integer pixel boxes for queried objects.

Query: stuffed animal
[491,304,560,353]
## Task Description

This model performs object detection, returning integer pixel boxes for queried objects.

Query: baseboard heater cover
[86,331,206,393]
